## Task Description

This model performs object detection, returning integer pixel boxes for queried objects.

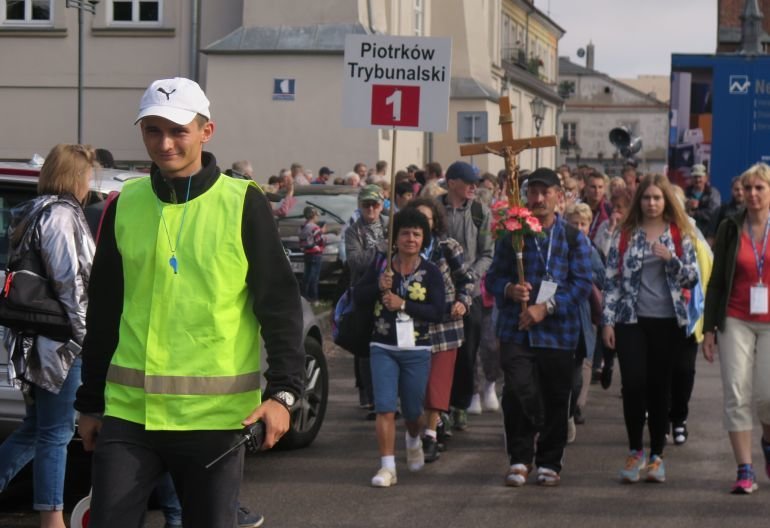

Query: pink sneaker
[731,466,758,495]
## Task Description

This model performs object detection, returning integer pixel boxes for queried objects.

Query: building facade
[558,57,668,175]
[0,0,242,165]
[1,0,565,180]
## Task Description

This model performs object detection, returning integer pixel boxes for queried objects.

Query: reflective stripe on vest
[107,364,261,395]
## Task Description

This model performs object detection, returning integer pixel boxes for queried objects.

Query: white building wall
[559,72,668,173]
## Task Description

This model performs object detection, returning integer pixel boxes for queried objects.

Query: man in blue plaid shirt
[485,168,592,488]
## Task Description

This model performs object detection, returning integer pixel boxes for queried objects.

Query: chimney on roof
[740,0,764,55]
[586,41,595,70]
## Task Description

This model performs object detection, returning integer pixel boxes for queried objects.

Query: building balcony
[502,46,551,84]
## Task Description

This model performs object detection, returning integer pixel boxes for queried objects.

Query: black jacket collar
[150,151,220,204]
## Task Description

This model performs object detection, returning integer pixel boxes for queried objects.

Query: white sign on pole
[342,34,452,132]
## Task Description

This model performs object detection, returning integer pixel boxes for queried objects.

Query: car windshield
[285,194,358,224]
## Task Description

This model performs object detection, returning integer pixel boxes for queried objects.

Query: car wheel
[277,336,327,450]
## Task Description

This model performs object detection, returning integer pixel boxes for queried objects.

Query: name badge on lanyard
[397,269,417,347]
[396,311,416,347]
[751,284,768,315]
[748,218,770,315]
[534,227,558,303]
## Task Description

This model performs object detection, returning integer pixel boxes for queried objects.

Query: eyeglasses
[360,201,381,209]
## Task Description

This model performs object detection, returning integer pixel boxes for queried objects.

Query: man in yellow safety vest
[75,77,304,528]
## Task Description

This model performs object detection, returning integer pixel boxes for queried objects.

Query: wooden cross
[459,96,557,208]
[459,96,557,311]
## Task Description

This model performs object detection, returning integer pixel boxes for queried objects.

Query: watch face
[277,391,295,407]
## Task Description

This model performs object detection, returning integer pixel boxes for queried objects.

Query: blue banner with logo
[670,54,770,198]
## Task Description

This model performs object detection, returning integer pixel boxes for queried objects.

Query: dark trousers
[615,317,685,456]
[570,332,587,418]
[670,334,698,425]
[302,254,322,302]
[500,341,574,472]
[354,355,374,406]
[450,299,482,410]
[89,417,243,528]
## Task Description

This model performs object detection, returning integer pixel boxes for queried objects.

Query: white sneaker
[406,445,425,472]
[371,467,397,487]
[504,463,530,487]
[482,382,500,412]
[567,417,576,444]
[468,393,483,415]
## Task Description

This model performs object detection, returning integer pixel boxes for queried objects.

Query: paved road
[2,343,770,527]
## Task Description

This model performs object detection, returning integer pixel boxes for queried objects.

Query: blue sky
[534,0,718,77]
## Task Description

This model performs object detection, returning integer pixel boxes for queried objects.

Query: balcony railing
[502,46,550,83]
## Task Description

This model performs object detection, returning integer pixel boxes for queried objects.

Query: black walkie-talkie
[204,421,266,469]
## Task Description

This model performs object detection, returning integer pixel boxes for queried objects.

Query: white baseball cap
[134,77,211,125]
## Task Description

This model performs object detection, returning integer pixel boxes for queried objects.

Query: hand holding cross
[458,96,557,312]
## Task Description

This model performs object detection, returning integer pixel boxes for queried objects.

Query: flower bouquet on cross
[489,201,544,243]
[489,200,544,311]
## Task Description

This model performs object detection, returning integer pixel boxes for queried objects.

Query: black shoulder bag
[0,205,72,341]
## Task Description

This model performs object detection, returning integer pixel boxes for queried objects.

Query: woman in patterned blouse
[602,174,699,485]
[354,208,445,488]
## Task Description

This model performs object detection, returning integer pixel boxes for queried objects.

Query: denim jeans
[369,344,431,421]
[155,472,183,526]
[0,358,81,511]
[302,254,322,302]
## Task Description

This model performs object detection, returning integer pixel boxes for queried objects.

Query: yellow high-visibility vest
[105,175,261,430]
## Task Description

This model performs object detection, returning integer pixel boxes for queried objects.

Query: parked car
[0,161,327,451]
[270,185,360,295]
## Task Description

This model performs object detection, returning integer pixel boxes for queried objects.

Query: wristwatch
[270,391,297,411]
[545,297,557,315]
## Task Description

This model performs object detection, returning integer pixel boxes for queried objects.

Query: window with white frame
[109,0,160,24]
[413,0,423,36]
[2,0,52,25]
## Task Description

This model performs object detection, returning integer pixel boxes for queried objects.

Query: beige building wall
[206,54,384,182]
[243,0,364,27]
[0,0,242,162]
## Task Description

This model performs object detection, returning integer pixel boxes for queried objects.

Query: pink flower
[491,200,509,213]
[507,206,523,218]
[525,216,542,233]
[505,218,522,231]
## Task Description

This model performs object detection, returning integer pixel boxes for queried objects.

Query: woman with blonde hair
[703,162,770,494]
[602,174,699,484]
[0,144,95,528]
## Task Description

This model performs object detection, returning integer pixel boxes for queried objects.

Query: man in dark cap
[485,168,592,488]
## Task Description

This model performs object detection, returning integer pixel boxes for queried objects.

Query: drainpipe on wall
[190,0,201,81]
[367,0,377,34]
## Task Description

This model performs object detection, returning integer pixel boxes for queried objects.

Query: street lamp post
[529,97,545,168]
[65,0,98,144]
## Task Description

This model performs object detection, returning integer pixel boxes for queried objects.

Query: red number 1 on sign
[371,85,420,127]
